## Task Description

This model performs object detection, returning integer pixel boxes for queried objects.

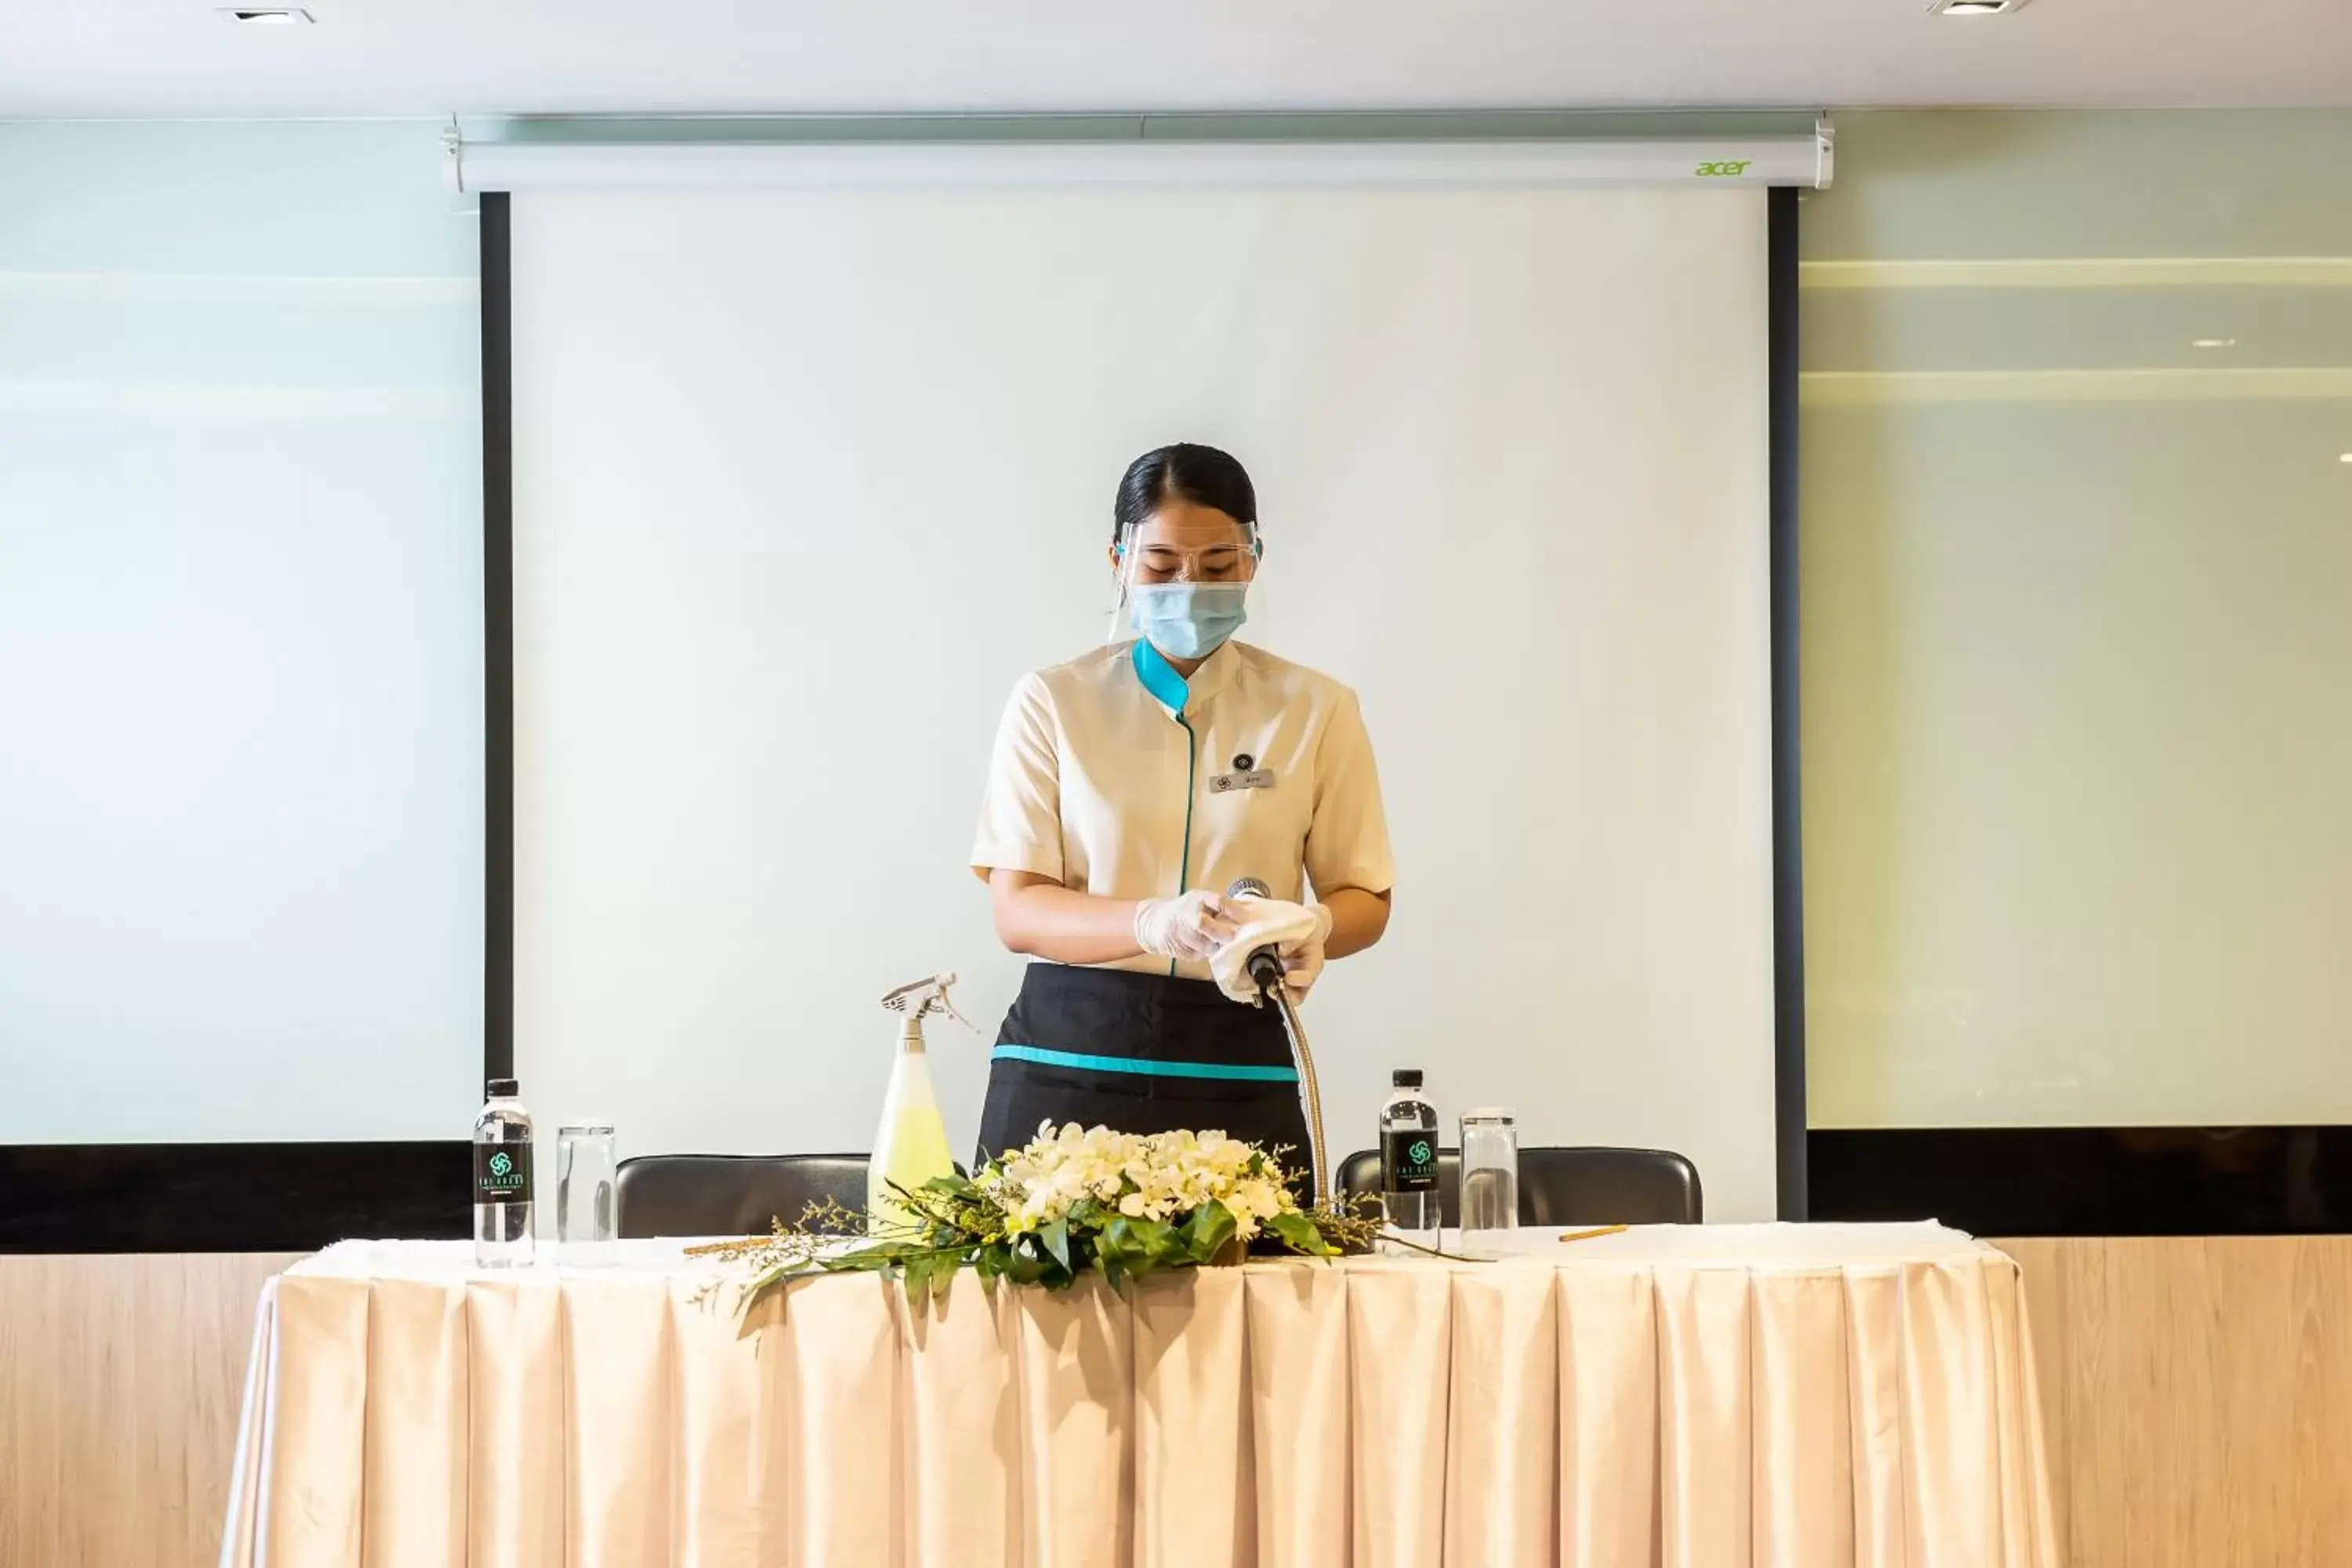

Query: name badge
[1209,768,1276,794]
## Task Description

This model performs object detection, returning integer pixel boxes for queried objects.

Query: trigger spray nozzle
[880,972,978,1043]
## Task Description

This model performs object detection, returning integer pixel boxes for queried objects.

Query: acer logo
[1694,160,1752,178]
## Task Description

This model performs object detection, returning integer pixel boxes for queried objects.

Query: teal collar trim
[1130,638,1189,714]
[993,1044,1298,1083]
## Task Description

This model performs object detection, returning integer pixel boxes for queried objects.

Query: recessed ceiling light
[220,8,314,22]
[2339,452,2352,465]
[1931,0,2031,13]
[2190,337,2238,349]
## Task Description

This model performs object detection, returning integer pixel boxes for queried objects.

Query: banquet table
[220,1223,2056,1568]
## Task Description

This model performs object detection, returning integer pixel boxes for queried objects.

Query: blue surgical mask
[1128,582,1248,660]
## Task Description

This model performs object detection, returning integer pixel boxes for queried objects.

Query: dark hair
[1112,443,1258,543]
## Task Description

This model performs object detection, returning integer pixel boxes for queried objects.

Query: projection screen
[509,180,1779,1218]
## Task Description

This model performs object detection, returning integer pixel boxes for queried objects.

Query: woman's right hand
[1133,890,1238,962]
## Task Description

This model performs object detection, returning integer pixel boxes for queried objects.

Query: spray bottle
[869,972,975,1236]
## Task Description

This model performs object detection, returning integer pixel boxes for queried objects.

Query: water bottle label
[475,1145,532,1206]
[1381,1129,1439,1191]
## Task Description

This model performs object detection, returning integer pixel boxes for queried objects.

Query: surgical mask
[1128,582,1248,660]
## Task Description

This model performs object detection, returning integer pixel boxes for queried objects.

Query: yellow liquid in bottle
[869,1054,955,1236]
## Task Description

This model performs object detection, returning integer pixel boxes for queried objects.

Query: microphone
[1223,877,1287,993]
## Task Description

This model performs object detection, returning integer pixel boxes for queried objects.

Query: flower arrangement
[694,1123,1388,1312]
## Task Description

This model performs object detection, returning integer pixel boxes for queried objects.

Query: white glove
[1134,889,1236,962]
[1279,913,1332,1000]
[1210,898,1334,1004]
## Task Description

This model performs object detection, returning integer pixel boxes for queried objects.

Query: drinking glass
[1381,1187,1440,1233]
[557,1125,618,1261]
[1458,1109,1519,1237]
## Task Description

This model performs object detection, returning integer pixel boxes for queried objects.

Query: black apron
[976,962,1312,1191]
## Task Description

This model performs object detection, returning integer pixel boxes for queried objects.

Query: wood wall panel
[1994,1236,2352,1568]
[0,1253,299,1568]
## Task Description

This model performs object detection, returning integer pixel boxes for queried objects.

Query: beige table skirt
[222,1225,2056,1568]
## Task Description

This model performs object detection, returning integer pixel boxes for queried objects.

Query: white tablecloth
[221,1222,2056,1567]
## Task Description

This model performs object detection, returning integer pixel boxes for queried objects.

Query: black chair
[1334,1145,1702,1227]
[614,1152,869,1238]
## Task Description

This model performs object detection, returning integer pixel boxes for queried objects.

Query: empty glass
[557,1125,617,1261]
[1458,1109,1519,1236]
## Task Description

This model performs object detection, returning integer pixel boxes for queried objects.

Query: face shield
[1109,517,1263,659]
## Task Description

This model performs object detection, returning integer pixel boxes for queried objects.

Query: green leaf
[1105,1215,1181,1273]
[818,1250,892,1276]
[1182,1200,1238,1263]
[920,1250,953,1310]
[746,1260,800,1293]
[1040,1216,1072,1273]
[820,1238,929,1274]
[911,1251,938,1308]
[1267,1210,1337,1258]
[1005,1240,1045,1286]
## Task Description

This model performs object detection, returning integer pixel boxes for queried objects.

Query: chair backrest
[614,1152,869,1239]
[1334,1145,1702,1226]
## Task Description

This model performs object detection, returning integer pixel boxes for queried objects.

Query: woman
[969,442,1395,1181]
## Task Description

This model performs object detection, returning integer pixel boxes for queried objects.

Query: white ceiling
[2,0,2347,119]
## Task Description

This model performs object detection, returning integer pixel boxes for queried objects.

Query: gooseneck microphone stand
[1227,877,1329,1206]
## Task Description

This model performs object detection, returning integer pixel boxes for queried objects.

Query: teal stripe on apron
[992,1044,1299,1083]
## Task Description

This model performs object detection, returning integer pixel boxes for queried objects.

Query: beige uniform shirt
[972,639,1395,978]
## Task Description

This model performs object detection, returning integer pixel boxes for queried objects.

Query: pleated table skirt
[223,1225,2057,1568]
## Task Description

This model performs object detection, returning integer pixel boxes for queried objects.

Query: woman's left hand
[1279,942,1324,1000]
[1276,904,1336,1000]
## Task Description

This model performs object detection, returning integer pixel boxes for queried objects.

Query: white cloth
[220,1225,2060,1568]
[1209,897,1328,1004]
[971,638,1393,980]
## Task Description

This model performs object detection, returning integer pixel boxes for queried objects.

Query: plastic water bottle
[473,1077,535,1267]
[1378,1069,1440,1240]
